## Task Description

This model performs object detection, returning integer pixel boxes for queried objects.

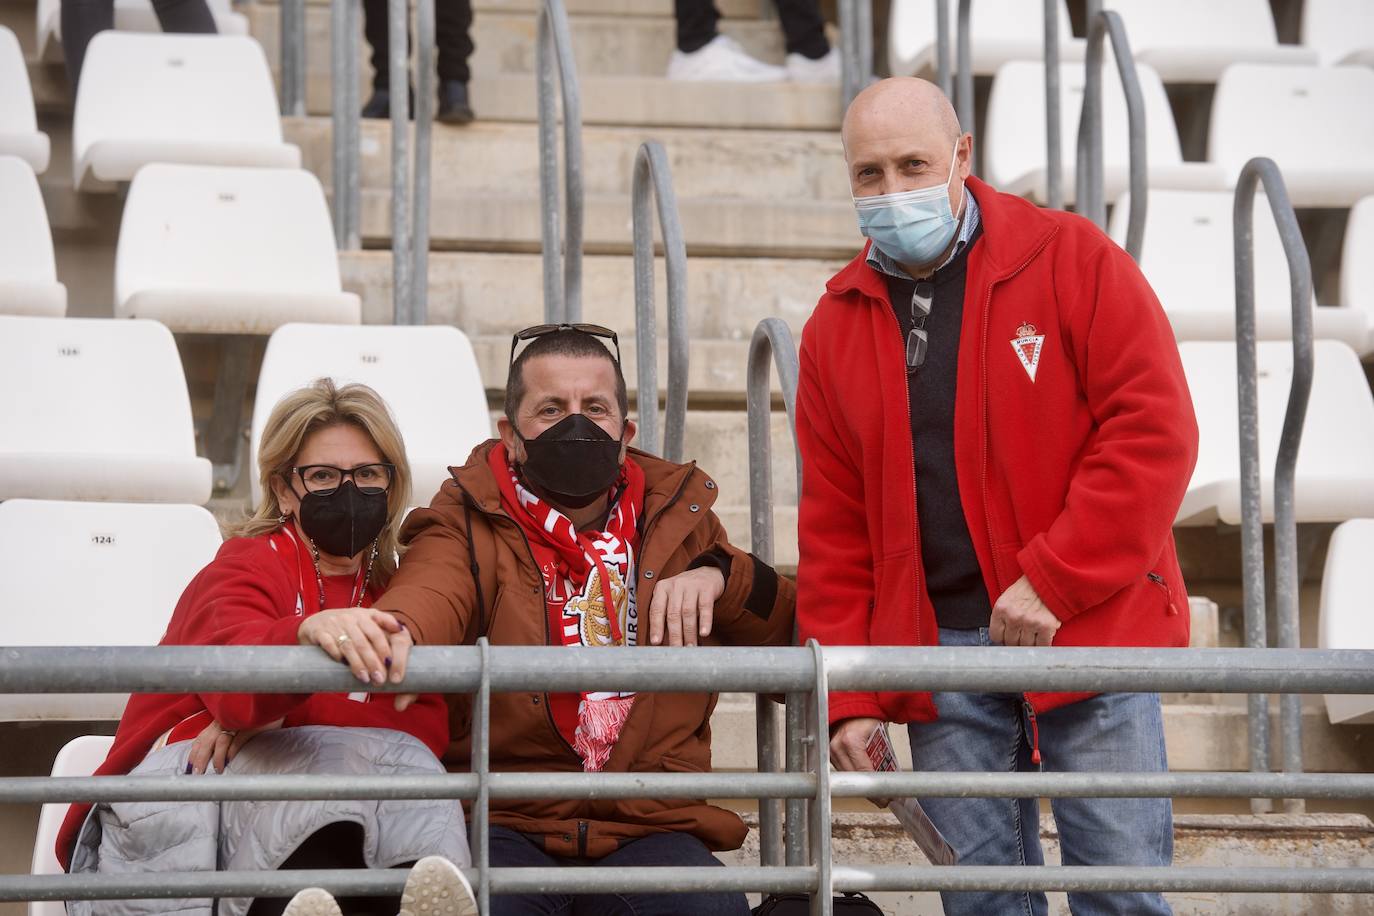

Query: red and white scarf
[490,444,646,771]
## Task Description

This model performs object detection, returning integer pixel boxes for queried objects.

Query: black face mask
[518,413,624,509]
[297,480,389,558]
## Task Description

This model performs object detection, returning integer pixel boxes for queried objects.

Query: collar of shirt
[865,189,982,283]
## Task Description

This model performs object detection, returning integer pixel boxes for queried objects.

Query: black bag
[752,892,886,914]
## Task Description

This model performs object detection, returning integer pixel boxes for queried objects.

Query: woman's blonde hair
[228,378,412,582]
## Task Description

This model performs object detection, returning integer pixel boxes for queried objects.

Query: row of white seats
[984,59,1374,209]
[0,26,48,173]
[0,316,492,509]
[890,0,1374,82]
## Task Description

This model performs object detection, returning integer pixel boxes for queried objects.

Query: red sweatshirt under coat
[796,177,1200,727]
[55,531,450,867]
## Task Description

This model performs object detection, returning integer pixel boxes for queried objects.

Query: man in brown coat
[373,324,795,916]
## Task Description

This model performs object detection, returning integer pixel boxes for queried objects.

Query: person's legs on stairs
[668,0,785,81]
[773,0,839,82]
[148,0,216,35]
[435,0,475,122]
[360,0,413,117]
[59,0,115,95]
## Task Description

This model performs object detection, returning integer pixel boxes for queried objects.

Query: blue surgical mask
[853,138,964,268]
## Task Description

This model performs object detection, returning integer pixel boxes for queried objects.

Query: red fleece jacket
[55,533,449,868]
[796,177,1199,727]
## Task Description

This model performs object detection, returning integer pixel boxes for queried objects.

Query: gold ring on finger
[336,633,352,647]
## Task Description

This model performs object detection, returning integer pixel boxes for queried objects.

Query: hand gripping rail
[631,141,689,462]
[538,0,584,323]
[1234,157,1316,815]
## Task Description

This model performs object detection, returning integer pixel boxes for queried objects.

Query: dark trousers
[674,0,829,58]
[245,822,405,916]
[487,825,750,916]
[362,0,475,88]
[61,0,216,92]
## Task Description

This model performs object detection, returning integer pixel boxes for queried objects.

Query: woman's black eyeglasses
[290,463,396,495]
[510,323,621,366]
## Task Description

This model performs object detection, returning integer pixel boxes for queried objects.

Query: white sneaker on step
[399,856,479,916]
[667,34,786,82]
[281,888,342,916]
[786,47,841,83]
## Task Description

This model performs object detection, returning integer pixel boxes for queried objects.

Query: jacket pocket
[659,752,707,774]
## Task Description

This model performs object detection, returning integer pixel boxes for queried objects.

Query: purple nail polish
[385,657,392,667]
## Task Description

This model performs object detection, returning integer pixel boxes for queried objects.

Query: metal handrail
[1234,157,1316,816]
[955,0,973,157]
[280,0,306,118]
[330,0,361,250]
[387,0,412,323]
[631,141,689,462]
[745,318,802,869]
[537,0,584,323]
[1076,9,1146,260]
[935,0,952,97]
[411,0,436,324]
[838,0,873,109]
[1043,0,1063,209]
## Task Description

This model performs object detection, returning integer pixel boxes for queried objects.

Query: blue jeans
[906,626,1173,916]
[486,825,750,916]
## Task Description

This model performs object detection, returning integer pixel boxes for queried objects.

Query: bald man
[794,78,1197,915]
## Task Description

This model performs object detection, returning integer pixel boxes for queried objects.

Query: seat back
[29,734,117,916]
[1210,64,1374,181]
[1302,0,1374,66]
[1104,0,1280,52]
[887,0,1074,76]
[250,324,492,508]
[1341,196,1374,324]
[0,27,38,136]
[985,58,1183,197]
[71,32,284,176]
[0,156,59,290]
[1320,518,1374,724]
[116,164,346,307]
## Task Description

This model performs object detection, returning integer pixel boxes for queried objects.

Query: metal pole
[1234,157,1315,815]
[330,0,348,247]
[344,0,362,251]
[955,0,973,163]
[806,640,833,916]
[631,142,689,462]
[1043,0,1062,209]
[412,0,435,324]
[387,0,411,324]
[474,638,491,912]
[857,0,873,100]
[935,0,952,98]
[785,693,809,866]
[536,0,584,323]
[747,318,802,873]
[839,0,856,108]
[1076,9,1146,258]
[280,0,306,118]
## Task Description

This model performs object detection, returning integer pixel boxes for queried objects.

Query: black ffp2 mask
[518,414,624,509]
[297,480,389,558]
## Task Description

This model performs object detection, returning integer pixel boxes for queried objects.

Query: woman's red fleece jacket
[796,177,1200,727]
[55,533,449,868]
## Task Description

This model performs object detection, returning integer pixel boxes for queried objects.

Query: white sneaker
[281,888,342,916]
[667,34,787,82]
[786,47,841,83]
[399,856,479,916]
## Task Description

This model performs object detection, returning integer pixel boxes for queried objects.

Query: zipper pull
[1024,700,1043,768]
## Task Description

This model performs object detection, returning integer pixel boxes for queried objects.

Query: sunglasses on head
[509,323,622,366]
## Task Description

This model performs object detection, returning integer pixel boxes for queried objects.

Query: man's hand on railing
[186,718,284,774]
[990,575,1061,647]
[298,607,413,687]
[647,567,725,647]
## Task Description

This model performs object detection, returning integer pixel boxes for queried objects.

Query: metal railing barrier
[537,0,584,323]
[1234,157,1316,816]
[1043,0,1063,209]
[280,0,307,118]
[838,0,874,109]
[935,0,952,98]
[411,0,436,324]
[5,645,1374,914]
[330,0,362,251]
[745,318,803,868]
[1076,7,1146,261]
[954,0,973,160]
[631,141,689,463]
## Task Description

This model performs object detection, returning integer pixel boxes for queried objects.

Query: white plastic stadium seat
[1320,519,1374,725]
[984,59,1227,205]
[35,0,248,62]
[0,316,212,503]
[0,156,67,317]
[71,32,300,192]
[1103,0,1317,83]
[1108,189,1369,353]
[1302,0,1374,68]
[1340,196,1374,355]
[887,0,1082,79]
[29,734,116,916]
[0,26,50,173]
[0,500,220,721]
[1209,65,1374,208]
[116,164,361,334]
[1176,340,1374,526]
[251,324,492,508]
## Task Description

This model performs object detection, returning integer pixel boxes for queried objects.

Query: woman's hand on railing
[186,718,284,774]
[298,607,412,686]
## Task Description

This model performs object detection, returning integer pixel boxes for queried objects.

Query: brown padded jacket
[372,440,796,858]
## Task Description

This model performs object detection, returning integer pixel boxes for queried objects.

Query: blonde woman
[56,379,478,916]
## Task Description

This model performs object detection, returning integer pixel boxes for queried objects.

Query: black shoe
[361,86,415,119]
[437,80,474,125]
